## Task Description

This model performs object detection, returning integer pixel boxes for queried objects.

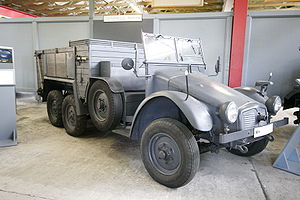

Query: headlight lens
[220,101,238,124]
[266,96,282,115]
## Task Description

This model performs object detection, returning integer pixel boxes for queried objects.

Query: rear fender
[88,77,124,94]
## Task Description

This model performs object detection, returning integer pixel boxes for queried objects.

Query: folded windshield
[142,32,206,66]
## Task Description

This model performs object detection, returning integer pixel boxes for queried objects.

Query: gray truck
[35,33,288,188]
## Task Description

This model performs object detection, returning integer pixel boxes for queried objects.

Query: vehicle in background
[284,79,300,124]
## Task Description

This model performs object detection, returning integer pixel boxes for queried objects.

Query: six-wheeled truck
[35,33,288,188]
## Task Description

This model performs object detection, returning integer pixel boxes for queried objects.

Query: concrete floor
[0,97,299,200]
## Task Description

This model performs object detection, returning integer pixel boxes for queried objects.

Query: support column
[228,0,248,87]
[32,21,40,91]
[89,0,95,38]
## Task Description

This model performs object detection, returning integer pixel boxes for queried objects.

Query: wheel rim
[148,133,181,175]
[51,100,58,115]
[66,105,76,129]
[94,90,109,121]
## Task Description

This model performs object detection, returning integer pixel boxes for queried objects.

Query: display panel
[0,69,15,85]
[0,48,13,63]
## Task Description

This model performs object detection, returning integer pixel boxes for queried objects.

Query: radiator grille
[242,109,257,129]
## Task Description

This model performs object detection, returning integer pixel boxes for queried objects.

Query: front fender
[129,91,213,140]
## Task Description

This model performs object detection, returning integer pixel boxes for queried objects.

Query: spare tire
[88,80,123,132]
[47,90,63,127]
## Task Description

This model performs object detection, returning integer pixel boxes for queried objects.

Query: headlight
[219,101,238,124]
[266,96,282,115]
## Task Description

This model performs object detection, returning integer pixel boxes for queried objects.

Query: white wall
[0,18,89,92]
[93,19,153,43]
[0,22,34,92]
[157,13,232,84]
[243,11,300,98]
[38,22,89,49]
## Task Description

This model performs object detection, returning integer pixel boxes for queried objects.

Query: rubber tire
[227,138,269,157]
[141,118,200,188]
[88,80,123,133]
[47,90,63,127]
[62,95,87,137]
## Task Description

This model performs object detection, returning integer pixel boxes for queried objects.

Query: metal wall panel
[38,22,89,49]
[93,19,153,43]
[0,23,34,92]
[243,11,300,98]
[158,16,232,84]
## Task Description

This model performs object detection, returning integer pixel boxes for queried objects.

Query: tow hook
[237,145,248,153]
[266,135,275,142]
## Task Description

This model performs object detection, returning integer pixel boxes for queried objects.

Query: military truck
[35,33,288,188]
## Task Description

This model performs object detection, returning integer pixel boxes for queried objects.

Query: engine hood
[154,70,258,108]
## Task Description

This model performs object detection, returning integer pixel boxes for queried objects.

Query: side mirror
[121,58,134,70]
[215,56,220,74]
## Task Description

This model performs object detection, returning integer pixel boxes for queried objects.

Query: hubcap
[94,91,109,121]
[148,133,181,175]
[66,105,76,128]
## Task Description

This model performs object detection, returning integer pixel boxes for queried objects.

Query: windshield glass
[142,32,205,65]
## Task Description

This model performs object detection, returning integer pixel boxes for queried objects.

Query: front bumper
[219,118,289,144]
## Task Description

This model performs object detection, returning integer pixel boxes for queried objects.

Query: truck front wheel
[62,95,87,137]
[140,118,200,188]
[47,90,63,127]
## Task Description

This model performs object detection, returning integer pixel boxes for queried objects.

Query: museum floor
[0,97,299,200]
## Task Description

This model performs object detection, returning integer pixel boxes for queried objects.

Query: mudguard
[88,77,124,94]
[129,91,213,140]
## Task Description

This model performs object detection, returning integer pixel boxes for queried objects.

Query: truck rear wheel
[140,118,200,188]
[47,90,63,127]
[62,95,87,137]
[88,80,123,133]
[227,138,269,157]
